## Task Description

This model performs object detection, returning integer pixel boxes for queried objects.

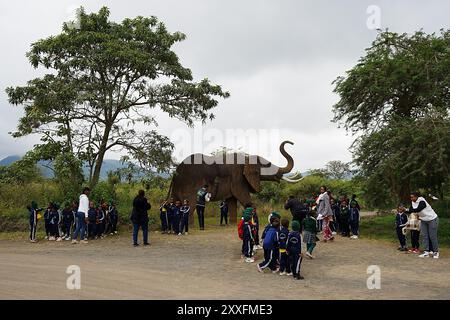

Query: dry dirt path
[0,227,449,300]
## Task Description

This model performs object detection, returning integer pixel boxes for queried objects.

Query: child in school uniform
[62,203,74,241]
[252,206,262,250]
[278,218,291,276]
[87,201,97,239]
[257,212,280,273]
[242,206,255,263]
[28,201,43,243]
[159,200,169,234]
[287,221,304,280]
[395,204,408,251]
[179,199,190,235]
[220,200,229,226]
[173,200,182,235]
[340,200,350,237]
[43,203,53,240]
[108,202,119,235]
[302,211,318,259]
[49,203,62,241]
[349,199,360,239]
[167,198,176,234]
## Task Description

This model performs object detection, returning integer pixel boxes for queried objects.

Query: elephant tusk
[282,175,304,183]
[286,171,302,179]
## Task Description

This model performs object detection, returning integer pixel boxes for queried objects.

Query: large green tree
[333,30,450,202]
[6,7,229,186]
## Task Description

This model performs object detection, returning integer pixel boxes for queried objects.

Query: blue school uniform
[287,230,302,278]
[258,226,279,271]
[242,222,254,258]
[179,205,190,234]
[279,226,290,273]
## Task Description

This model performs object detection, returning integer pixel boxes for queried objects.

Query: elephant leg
[227,198,238,224]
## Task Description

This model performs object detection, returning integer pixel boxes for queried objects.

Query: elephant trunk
[277,141,294,175]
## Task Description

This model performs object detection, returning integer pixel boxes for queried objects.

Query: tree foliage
[6,7,229,186]
[333,29,450,201]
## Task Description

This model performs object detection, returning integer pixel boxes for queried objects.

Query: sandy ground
[0,227,449,300]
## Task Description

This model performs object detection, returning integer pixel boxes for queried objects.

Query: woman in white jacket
[408,192,439,259]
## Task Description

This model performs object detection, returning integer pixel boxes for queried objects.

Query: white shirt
[412,197,437,222]
[78,194,89,217]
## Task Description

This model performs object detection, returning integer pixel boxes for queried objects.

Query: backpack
[237,219,245,240]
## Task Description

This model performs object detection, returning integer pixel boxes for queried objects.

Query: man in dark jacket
[284,196,307,229]
[131,190,151,246]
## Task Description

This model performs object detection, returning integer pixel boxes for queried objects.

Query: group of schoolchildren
[328,194,361,239]
[27,199,119,243]
[159,198,191,235]
[238,203,318,280]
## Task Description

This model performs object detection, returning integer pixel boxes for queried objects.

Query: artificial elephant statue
[168,140,302,225]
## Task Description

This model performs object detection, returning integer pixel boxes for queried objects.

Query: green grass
[360,214,450,249]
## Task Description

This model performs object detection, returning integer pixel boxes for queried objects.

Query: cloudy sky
[0,0,448,171]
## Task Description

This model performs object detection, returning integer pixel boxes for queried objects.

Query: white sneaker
[257,265,263,273]
[185,232,188,235]
[178,233,182,236]
[286,272,293,276]
[245,257,253,263]
[71,240,78,244]
[49,236,55,241]
[249,257,255,263]
[419,251,430,258]
[56,237,63,242]
[65,237,71,241]
[279,271,286,276]
[433,252,439,259]
[272,269,279,274]
[332,231,337,235]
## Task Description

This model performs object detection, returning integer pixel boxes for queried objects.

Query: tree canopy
[6,7,229,186]
[333,29,450,202]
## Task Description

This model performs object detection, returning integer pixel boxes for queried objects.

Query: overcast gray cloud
[0,0,449,171]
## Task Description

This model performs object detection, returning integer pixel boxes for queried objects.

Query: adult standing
[408,192,439,259]
[316,186,334,241]
[72,187,90,244]
[196,184,209,230]
[131,190,151,247]
[284,196,308,229]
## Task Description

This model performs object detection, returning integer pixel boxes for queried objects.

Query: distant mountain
[0,155,21,166]
[0,155,138,180]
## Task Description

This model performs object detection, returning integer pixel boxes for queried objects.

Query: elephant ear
[243,164,261,193]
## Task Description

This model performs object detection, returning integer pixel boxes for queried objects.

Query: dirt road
[0,228,448,299]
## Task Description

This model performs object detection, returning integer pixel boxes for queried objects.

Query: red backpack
[237,219,245,240]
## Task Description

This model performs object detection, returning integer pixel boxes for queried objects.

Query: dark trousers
[396,227,406,247]
[196,205,205,230]
[340,219,350,236]
[133,222,149,245]
[160,212,168,232]
[110,217,118,233]
[96,222,105,237]
[258,248,277,270]
[410,230,420,249]
[88,222,97,238]
[279,251,291,273]
[44,220,51,237]
[254,226,260,246]
[220,211,228,225]
[73,212,86,241]
[350,220,359,236]
[50,223,59,237]
[289,252,302,277]
[64,222,72,237]
[242,236,254,258]
[179,214,189,233]
[167,214,174,232]
[172,214,180,234]
[29,216,37,241]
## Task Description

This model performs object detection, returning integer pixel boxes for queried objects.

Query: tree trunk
[90,126,111,187]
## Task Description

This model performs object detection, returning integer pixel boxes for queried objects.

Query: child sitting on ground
[257,212,280,273]
[302,211,318,259]
[395,204,408,251]
[279,218,291,276]
[241,204,255,263]
[287,220,304,280]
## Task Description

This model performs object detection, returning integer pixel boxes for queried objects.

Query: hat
[31,201,38,210]
[270,211,281,219]
[291,220,300,231]
[243,207,253,222]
